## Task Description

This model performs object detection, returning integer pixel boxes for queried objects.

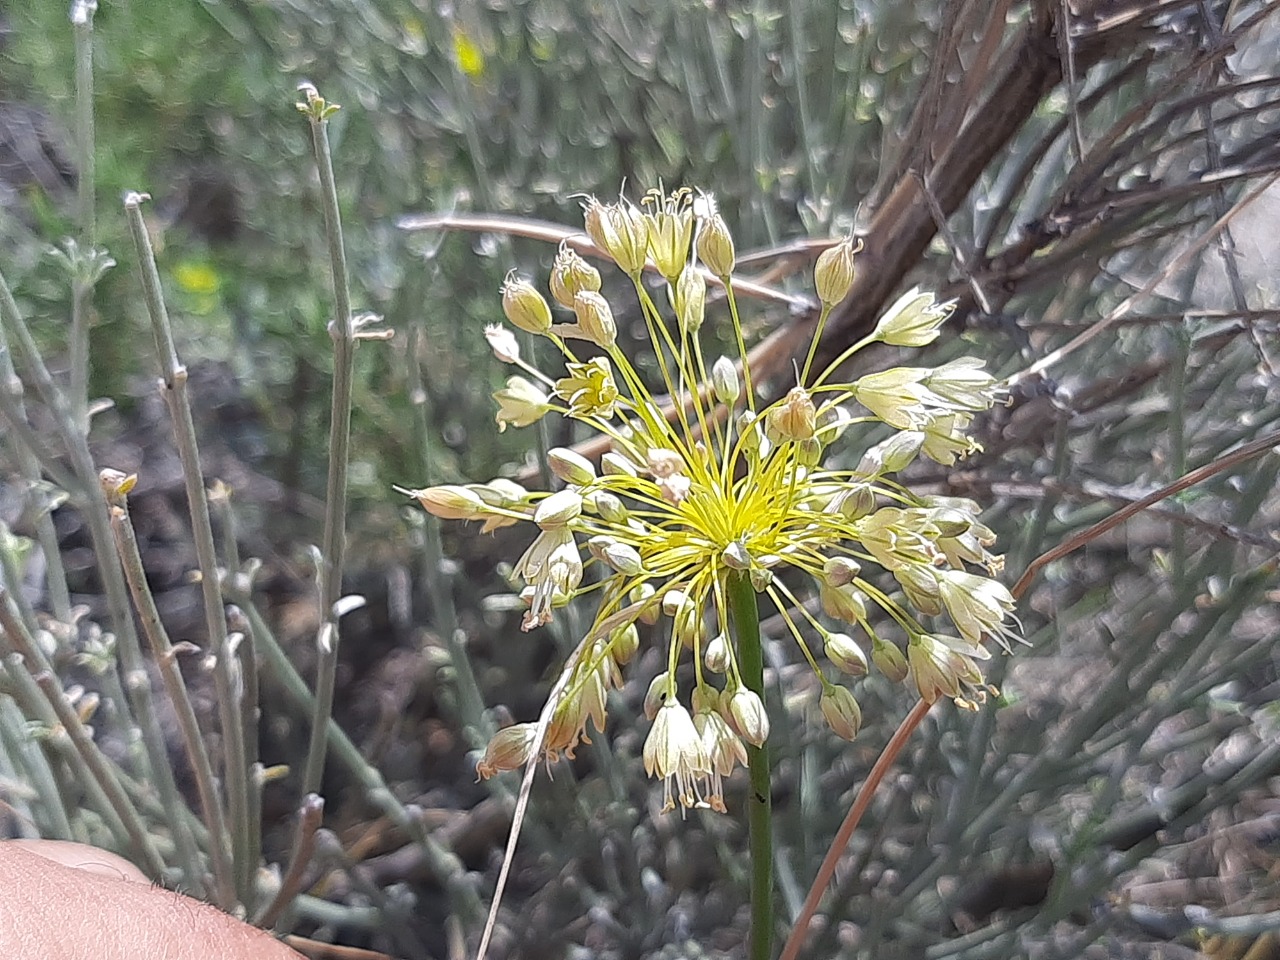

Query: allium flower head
[407,185,1020,809]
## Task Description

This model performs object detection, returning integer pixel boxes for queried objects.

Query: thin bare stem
[297,85,358,798]
[69,0,97,427]
[1011,426,1280,600]
[107,494,236,908]
[123,193,251,909]
[256,794,325,929]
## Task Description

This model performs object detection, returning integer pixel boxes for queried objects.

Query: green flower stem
[726,570,773,960]
[298,89,357,798]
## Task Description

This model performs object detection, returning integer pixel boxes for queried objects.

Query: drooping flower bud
[824,632,869,676]
[610,623,640,665]
[500,271,553,335]
[821,556,862,587]
[476,722,538,779]
[703,632,730,673]
[858,431,924,476]
[630,582,659,624]
[724,687,769,747]
[601,451,639,478]
[820,684,862,740]
[872,636,909,683]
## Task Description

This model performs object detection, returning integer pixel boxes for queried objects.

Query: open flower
[406,185,1020,810]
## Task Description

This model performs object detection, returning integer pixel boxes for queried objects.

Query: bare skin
[0,840,303,960]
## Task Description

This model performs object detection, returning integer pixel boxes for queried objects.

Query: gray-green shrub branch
[124,192,252,911]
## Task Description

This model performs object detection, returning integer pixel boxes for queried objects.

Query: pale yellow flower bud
[697,210,736,279]
[547,447,596,486]
[858,431,925,476]
[610,623,640,665]
[737,410,769,458]
[703,632,730,673]
[476,722,538,779]
[500,270,553,335]
[493,376,552,432]
[624,585,654,626]
[724,686,769,747]
[590,491,627,523]
[672,267,706,335]
[748,566,773,592]
[572,290,617,349]
[601,540,643,576]
[549,242,602,308]
[821,556,862,587]
[833,482,876,520]
[874,288,953,347]
[473,478,527,508]
[895,563,942,616]
[824,632,869,676]
[662,589,690,617]
[411,484,485,520]
[872,636,909,683]
[815,403,853,443]
[766,386,817,442]
[484,324,520,363]
[814,236,858,306]
[534,489,583,529]
[795,437,822,467]
[712,356,740,405]
[583,196,649,276]
[820,684,862,740]
[820,582,867,624]
[601,451,639,477]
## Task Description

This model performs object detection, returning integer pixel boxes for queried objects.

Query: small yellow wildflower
[407,185,1020,808]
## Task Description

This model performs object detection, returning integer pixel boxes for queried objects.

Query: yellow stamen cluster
[407,186,1020,813]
